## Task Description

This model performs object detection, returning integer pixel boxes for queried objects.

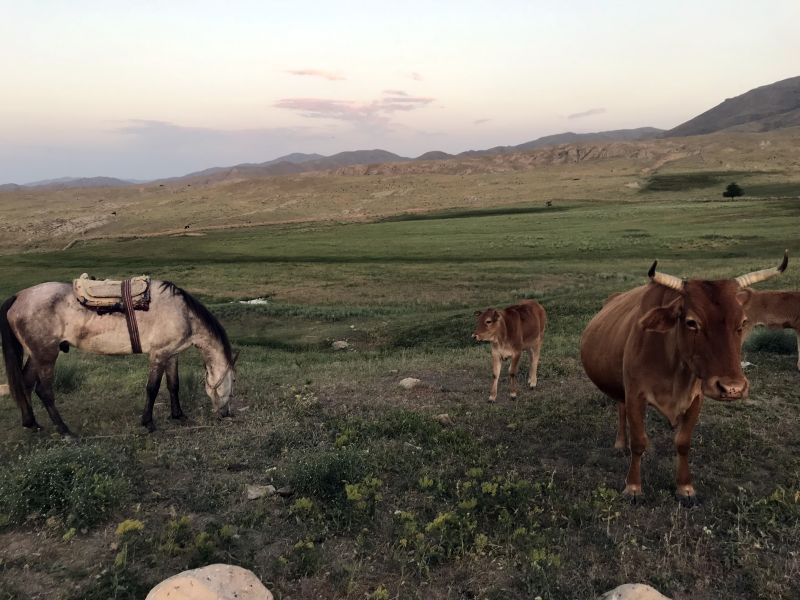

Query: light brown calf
[472,299,546,402]
[743,290,800,370]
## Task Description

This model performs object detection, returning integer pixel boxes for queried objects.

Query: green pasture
[0,197,798,599]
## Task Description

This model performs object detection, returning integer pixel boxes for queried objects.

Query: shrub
[0,444,133,528]
[287,447,371,506]
[744,329,797,354]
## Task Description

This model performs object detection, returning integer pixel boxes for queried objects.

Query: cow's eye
[685,318,699,330]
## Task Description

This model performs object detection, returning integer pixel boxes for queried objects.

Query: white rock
[600,583,671,600]
[332,340,349,350]
[398,377,422,390]
[0,384,8,396]
[146,564,273,600]
[239,298,269,305]
[246,485,276,500]
[434,413,453,426]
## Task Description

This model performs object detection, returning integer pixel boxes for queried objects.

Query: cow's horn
[735,250,789,288]
[648,260,684,291]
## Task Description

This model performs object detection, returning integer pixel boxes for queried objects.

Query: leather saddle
[73,273,151,313]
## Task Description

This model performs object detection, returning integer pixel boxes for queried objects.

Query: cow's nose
[711,377,749,400]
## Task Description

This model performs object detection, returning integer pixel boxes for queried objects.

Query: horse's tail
[0,296,26,406]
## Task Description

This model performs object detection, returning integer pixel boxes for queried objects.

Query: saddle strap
[122,279,143,354]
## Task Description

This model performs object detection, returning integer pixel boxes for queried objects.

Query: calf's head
[472,308,502,342]
[640,252,788,401]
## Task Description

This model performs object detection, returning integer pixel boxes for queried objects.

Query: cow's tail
[0,296,27,408]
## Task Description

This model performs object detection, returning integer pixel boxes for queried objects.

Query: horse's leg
[32,358,72,436]
[141,359,166,432]
[165,356,185,420]
[19,358,41,430]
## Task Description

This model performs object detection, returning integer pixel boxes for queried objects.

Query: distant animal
[580,252,788,502]
[743,289,800,370]
[184,224,190,229]
[111,211,117,216]
[472,299,547,402]
[545,200,553,207]
[0,280,237,436]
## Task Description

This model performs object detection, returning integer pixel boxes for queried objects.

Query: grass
[0,194,798,599]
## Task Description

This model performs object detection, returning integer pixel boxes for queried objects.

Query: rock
[245,485,276,500]
[146,563,273,600]
[600,583,671,600]
[332,340,349,350]
[434,413,453,426]
[0,384,8,396]
[276,486,294,497]
[398,377,421,390]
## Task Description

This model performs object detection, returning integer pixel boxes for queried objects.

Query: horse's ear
[232,349,241,366]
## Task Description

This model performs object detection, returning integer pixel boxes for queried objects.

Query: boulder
[146,564,272,600]
[398,377,421,390]
[332,340,349,350]
[0,384,8,396]
[600,583,671,600]
[245,485,276,500]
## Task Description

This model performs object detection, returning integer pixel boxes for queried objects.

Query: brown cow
[580,252,788,502]
[743,290,800,370]
[472,299,546,402]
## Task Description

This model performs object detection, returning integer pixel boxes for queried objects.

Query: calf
[743,289,800,370]
[472,299,547,402]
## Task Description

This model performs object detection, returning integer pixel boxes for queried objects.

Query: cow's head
[472,308,501,342]
[640,251,788,400]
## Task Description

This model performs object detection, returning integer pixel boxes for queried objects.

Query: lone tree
[723,182,744,199]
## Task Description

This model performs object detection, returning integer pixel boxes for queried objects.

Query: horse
[0,280,237,436]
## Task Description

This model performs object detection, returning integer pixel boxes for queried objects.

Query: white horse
[0,280,236,436]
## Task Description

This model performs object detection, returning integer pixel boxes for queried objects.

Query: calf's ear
[491,309,500,321]
[639,297,681,332]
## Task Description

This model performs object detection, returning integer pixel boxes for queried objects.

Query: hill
[666,76,800,137]
[23,176,135,189]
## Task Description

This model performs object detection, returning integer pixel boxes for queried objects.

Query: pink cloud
[275,93,435,128]
[286,69,345,81]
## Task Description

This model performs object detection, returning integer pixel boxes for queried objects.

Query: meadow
[0,195,798,599]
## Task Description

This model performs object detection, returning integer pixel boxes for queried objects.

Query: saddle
[73,273,151,313]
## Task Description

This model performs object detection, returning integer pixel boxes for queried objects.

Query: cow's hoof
[528,382,537,389]
[487,397,496,403]
[623,485,643,503]
[677,492,700,508]
[613,439,626,450]
[509,393,517,400]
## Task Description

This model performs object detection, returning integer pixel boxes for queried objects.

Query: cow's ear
[640,298,681,332]
[736,288,753,307]
[491,309,500,322]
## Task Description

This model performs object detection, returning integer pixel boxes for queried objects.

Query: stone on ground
[146,563,273,600]
[398,377,421,389]
[600,583,671,600]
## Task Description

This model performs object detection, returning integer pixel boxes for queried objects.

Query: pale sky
[1,0,798,183]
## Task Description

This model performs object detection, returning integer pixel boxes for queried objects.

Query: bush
[744,328,797,355]
[0,444,134,528]
[287,447,372,506]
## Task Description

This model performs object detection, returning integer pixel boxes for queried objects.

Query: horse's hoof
[23,422,43,432]
[61,433,78,443]
[171,412,187,421]
[143,421,156,433]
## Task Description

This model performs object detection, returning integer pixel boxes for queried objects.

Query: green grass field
[0,197,798,599]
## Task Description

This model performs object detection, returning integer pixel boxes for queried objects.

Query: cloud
[473,118,491,125]
[567,107,606,119]
[275,90,434,128]
[286,68,345,81]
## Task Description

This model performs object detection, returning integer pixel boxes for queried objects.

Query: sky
[1,0,798,183]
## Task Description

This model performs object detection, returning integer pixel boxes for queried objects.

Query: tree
[723,182,743,199]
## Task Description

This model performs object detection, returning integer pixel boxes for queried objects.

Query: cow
[743,290,800,370]
[580,252,788,503]
[472,299,547,402]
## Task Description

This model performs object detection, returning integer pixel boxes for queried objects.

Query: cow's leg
[528,336,542,388]
[508,352,521,399]
[488,349,501,402]
[795,330,800,371]
[141,359,166,432]
[32,358,72,437]
[624,392,648,499]
[165,356,185,420]
[675,394,703,504]
[19,358,41,430]
[614,401,627,449]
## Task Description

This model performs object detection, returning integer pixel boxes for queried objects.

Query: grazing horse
[0,281,236,436]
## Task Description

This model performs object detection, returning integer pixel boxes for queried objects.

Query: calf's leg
[489,349,501,402]
[508,352,521,399]
[614,400,627,449]
[528,336,542,388]
[795,330,799,371]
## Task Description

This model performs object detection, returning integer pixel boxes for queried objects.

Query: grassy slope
[0,200,799,598]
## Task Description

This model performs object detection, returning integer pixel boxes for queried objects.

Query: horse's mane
[160,281,233,364]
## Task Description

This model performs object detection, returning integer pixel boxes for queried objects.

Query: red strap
[122,279,143,354]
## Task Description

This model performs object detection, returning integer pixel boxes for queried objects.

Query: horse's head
[205,350,239,416]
